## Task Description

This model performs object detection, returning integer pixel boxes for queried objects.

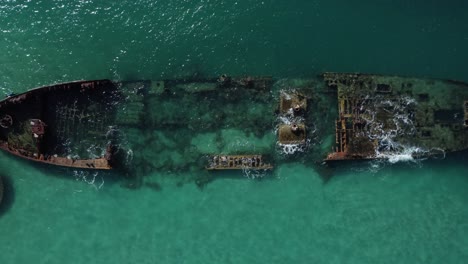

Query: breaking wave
[277,140,310,155]
[351,95,447,169]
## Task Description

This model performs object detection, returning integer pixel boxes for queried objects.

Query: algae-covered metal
[279,92,307,115]
[0,73,467,171]
[323,73,468,161]
[278,123,306,144]
[0,80,121,169]
[206,155,273,170]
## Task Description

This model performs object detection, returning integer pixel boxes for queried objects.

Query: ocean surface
[1,1,468,263]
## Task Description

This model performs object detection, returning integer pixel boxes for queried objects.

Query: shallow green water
[0,1,468,263]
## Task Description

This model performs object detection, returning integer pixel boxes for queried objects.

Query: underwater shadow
[0,174,15,217]
[205,169,276,182]
[422,149,468,173]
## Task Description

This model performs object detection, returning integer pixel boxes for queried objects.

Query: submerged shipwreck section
[113,76,286,177]
[1,73,467,183]
[0,80,122,169]
[106,75,333,185]
[323,73,468,161]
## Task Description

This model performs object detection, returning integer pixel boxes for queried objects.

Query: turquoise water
[1,1,468,263]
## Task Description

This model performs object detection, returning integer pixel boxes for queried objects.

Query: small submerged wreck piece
[206,155,273,170]
[276,90,309,154]
[323,72,468,161]
[0,80,121,169]
[278,123,306,144]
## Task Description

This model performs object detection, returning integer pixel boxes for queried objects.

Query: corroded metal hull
[0,80,121,169]
[0,73,467,171]
[323,73,468,161]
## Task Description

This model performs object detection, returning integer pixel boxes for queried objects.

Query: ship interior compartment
[434,109,463,124]
[39,82,120,159]
[375,83,392,93]
[0,92,43,154]
[0,81,119,162]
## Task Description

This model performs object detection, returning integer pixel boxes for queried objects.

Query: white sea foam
[277,138,311,155]
[354,95,444,166]
[242,168,268,179]
[279,143,303,154]
[73,171,104,190]
[275,89,311,155]
[278,116,291,125]
[280,89,292,100]
[376,147,422,164]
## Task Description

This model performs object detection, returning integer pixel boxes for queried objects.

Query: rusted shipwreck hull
[0,80,120,169]
[323,73,468,161]
[0,76,274,170]
[0,73,467,171]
